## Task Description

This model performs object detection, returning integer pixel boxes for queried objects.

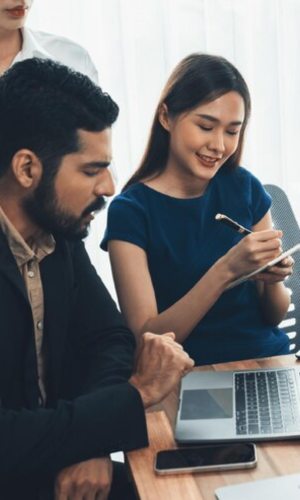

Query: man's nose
[94,169,115,197]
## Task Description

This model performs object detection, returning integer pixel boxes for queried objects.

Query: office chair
[264,184,300,353]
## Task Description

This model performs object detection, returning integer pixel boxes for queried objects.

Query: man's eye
[84,171,98,177]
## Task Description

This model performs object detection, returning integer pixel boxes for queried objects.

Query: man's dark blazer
[0,228,148,497]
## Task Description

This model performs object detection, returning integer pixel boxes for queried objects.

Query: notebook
[215,473,300,500]
[175,366,300,443]
[226,243,300,290]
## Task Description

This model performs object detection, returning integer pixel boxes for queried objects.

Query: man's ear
[158,103,171,131]
[10,150,43,189]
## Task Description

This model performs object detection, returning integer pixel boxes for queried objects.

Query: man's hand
[129,332,195,408]
[55,457,112,500]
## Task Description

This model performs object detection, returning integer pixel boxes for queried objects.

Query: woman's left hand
[253,256,294,284]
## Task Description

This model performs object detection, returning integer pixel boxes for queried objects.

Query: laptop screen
[181,388,233,420]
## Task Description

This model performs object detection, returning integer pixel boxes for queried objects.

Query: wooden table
[126,354,300,500]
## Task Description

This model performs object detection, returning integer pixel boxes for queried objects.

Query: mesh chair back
[264,184,300,353]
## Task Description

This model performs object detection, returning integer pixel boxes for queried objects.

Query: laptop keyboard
[235,370,300,435]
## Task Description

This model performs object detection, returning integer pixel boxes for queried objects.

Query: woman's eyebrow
[195,113,243,126]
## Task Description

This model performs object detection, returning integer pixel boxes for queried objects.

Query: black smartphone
[154,443,257,474]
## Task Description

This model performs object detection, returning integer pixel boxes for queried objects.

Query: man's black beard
[23,174,107,240]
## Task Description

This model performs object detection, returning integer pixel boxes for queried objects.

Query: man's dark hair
[0,57,119,178]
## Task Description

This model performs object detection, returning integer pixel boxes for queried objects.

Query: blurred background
[28,0,300,298]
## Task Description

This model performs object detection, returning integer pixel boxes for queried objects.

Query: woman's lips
[6,6,27,18]
[196,152,220,168]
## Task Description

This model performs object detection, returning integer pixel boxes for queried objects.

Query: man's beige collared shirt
[0,206,55,405]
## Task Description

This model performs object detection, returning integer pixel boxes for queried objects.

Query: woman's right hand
[220,229,283,281]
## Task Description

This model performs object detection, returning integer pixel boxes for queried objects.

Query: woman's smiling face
[161,91,245,186]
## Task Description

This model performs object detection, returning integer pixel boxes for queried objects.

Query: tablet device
[215,473,300,500]
[226,243,300,290]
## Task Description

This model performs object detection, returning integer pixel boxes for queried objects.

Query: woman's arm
[108,222,287,343]
[252,211,293,325]
[109,239,234,342]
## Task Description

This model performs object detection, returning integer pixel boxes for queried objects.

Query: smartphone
[154,443,257,475]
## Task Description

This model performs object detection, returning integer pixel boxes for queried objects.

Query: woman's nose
[207,131,225,153]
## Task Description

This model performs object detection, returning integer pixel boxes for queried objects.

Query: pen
[215,213,252,235]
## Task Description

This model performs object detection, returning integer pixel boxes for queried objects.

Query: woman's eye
[227,130,239,136]
[199,125,213,131]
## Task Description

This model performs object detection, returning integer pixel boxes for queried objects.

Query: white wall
[27,0,300,296]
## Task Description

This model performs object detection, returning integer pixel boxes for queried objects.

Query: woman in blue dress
[101,53,294,366]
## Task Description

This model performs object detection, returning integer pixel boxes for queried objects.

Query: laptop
[175,366,300,443]
[215,473,300,500]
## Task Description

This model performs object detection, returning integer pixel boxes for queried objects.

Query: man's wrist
[129,374,152,408]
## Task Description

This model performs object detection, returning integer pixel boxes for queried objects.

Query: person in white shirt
[0,0,98,82]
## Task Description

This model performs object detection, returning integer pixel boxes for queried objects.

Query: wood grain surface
[126,354,300,499]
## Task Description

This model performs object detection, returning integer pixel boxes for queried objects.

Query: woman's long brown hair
[123,53,251,191]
